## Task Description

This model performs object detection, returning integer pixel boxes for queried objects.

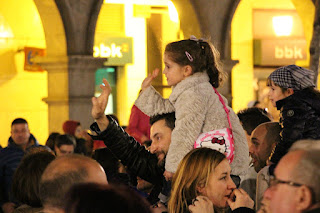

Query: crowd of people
[1,37,320,213]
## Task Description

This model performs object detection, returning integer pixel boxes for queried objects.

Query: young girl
[267,64,320,164]
[134,38,249,178]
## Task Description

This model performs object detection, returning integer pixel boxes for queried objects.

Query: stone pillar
[35,56,69,133]
[68,55,106,129]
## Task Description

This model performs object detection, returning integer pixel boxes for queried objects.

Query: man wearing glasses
[263,149,320,213]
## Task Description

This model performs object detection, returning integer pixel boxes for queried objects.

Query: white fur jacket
[135,72,249,176]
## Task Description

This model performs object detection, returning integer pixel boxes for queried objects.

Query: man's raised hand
[91,78,111,131]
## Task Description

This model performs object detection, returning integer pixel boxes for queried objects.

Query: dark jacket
[0,135,40,206]
[90,116,166,204]
[0,143,25,206]
[271,88,320,163]
[232,207,255,213]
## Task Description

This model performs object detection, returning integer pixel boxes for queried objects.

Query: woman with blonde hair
[168,148,254,213]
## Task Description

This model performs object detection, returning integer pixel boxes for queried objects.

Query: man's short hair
[150,112,175,130]
[55,134,76,148]
[237,108,271,135]
[12,118,28,126]
[39,155,96,209]
[291,150,320,203]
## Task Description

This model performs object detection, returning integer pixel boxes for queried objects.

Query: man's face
[149,119,172,167]
[263,152,302,213]
[54,145,74,156]
[11,123,30,146]
[249,125,273,172]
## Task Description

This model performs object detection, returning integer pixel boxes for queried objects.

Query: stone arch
[33,0,67,56]
[172,0,202,39]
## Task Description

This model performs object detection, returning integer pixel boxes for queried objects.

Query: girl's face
[268,81,291,107]
[163,53,188,87]
[198,159,236,208]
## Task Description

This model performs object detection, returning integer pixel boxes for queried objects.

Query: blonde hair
[168,148,226,213]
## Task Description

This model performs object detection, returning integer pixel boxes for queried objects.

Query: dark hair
[150,112,175,130]
[11,118,28,126]
[265,122,281,146]
[39,169,88,208]
[266,78,290,93]
[165,39,226,88]
[237,107,271,135]
[46,132,60,151]
[63,183,152,213]
[92,148,120,183]
[304,86,320,99]
[55,134,76,148]
[12,151,55,207]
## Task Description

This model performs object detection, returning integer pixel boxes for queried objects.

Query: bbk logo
[275,46,303,59]
[94,43,129,58]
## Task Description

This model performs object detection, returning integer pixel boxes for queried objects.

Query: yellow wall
[231,0,314,113]
[99,1,180,125]
[0,0,47,147]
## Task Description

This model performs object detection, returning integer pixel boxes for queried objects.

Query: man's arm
[91,79,164,185]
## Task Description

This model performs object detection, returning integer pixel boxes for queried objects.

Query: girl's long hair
[168,148,226,213]
[165,39,226,88]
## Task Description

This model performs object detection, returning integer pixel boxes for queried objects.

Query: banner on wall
[24,47,46,71]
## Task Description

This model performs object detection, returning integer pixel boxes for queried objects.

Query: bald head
[250,122,281,172]
[264,149,320,213]
[40,154,107,210]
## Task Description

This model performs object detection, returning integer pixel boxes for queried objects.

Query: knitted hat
[268,65,315,91]
[62,120,80,136]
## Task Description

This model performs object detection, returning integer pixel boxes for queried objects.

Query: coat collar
[169,72,209,103]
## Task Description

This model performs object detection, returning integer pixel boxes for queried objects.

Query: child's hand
[188,196,214,213]
[141,68,160,91]
[163,170,174,181]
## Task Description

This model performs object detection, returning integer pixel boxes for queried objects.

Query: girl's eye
[220,176,227,180]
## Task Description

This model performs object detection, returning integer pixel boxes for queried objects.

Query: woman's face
[198,159,236,208]
[74,125,83,139]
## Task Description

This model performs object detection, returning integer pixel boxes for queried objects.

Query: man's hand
[188,196,214,213]
[227,188,254,210]
[91,78,111,131]
[2,202,15,213]
[141,68,160,91]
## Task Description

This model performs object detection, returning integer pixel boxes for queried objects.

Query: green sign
[94,37,133,66]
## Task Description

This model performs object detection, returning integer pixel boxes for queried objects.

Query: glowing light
[0,14,13,38]
[168,1,179,23]
[272,16,293,37]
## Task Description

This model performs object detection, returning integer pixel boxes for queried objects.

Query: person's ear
[183,65,193,77]
[285,88,294,96]
[296,185,313,211]
[196,184,206,195]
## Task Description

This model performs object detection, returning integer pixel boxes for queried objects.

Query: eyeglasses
[269,175,303,188]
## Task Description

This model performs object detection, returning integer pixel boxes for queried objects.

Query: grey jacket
[135,72,249,175]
